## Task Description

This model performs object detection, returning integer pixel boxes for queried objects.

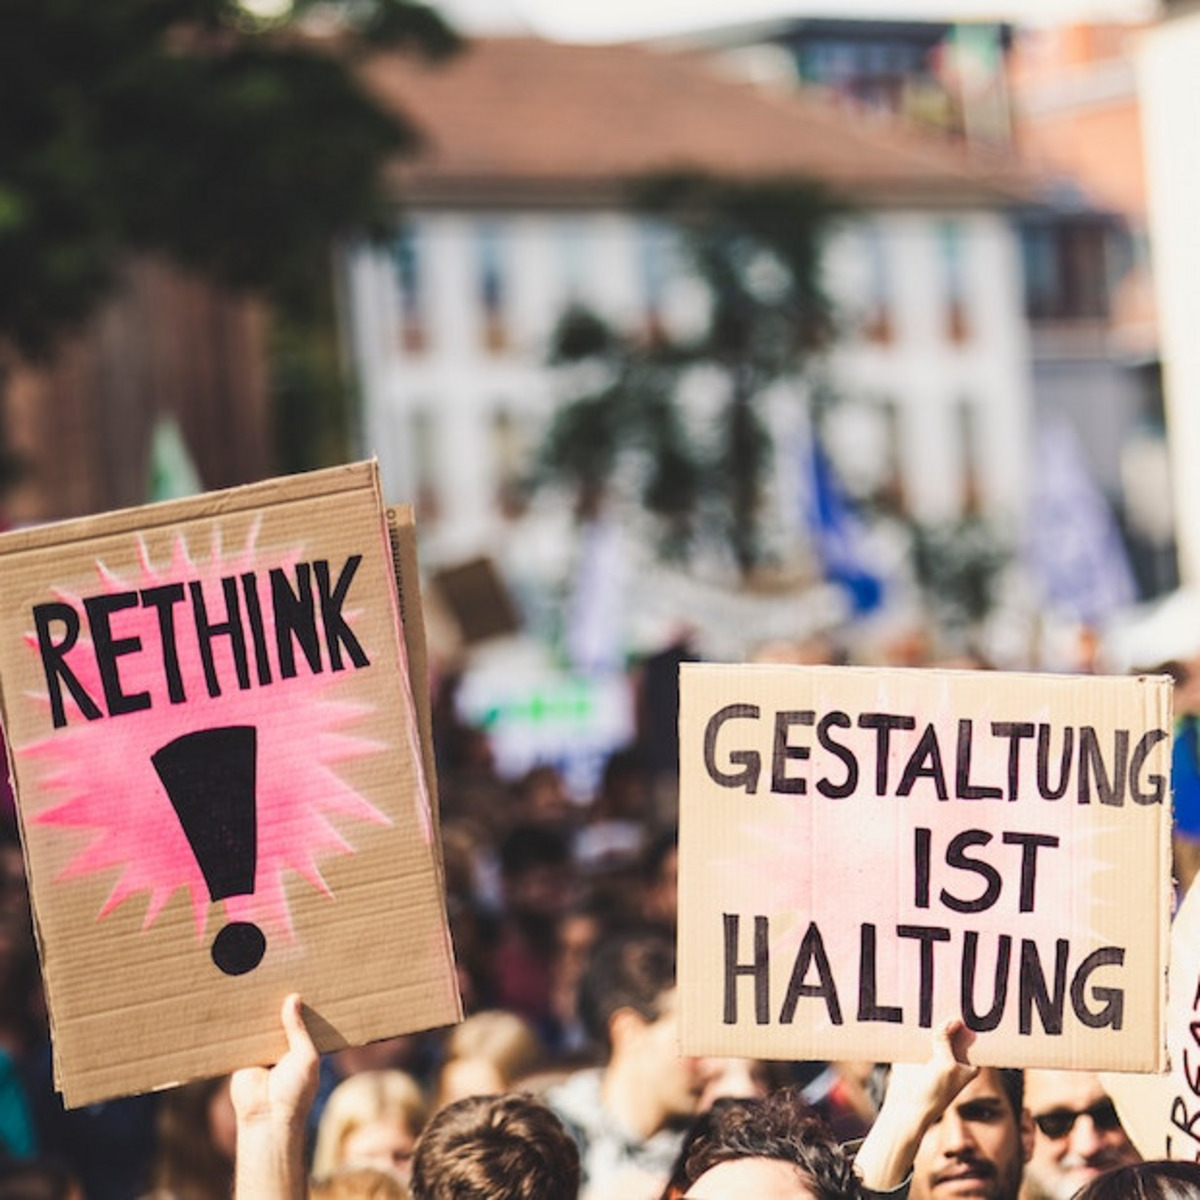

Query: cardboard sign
[1104,877,1200,1159]
[431,556,520,646]
[0,461,461,1106]
[678,663,1172,1071]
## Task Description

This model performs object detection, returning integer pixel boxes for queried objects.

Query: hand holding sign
[854,1018,979,1192]
[231,993,319,1200]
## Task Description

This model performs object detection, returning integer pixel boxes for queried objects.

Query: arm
[230,993,320,1200]
[851,1019,977,1194]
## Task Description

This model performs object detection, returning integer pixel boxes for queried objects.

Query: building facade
[345,36,1036,653]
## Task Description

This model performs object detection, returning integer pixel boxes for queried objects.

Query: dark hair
[151,1076,233,1200]
[996,1068,1024,1123]
[600,745,649,791]
[1073,1161,1200,1200]
[673,1089,860,1200]
[498,825,569,879]
[410,1093,580,1200]
[659,1100,735,1200]
[577,928,675,1049]
[0,1158,82,1200]
[641,828,678,882]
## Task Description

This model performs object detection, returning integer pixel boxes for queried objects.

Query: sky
[438,0,1158,40]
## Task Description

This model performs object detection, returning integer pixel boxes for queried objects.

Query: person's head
[1072,1160,1200,1200]
[578,928,677,1054]
[312,1070,428,1184]
[671,1090,861,1200]
[152,1075,236,1200]
[555,904,601,994]
[698,1057,773,1111]
[595,746,652,821]
[499,825,573,922]
[579,929,714,1127]
[641,829,678,932]
[512,766,572,828]
[409,1092,580,1200]
[909,1068,1031,1200]
[1022,1070,1140,1200]
[0,829,28,922]
[0,1159,84,1200]
[436,1010,543,1107]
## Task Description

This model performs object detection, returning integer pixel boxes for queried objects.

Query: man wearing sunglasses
[1020,1071,1140,1200]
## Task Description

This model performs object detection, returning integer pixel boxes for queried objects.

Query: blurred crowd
[0,623,1196,1199]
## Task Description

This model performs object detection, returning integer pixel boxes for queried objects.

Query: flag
[1023,418,1137,625]
[801,430,884,616]
[565,514,629,672]
[147,416,202,503]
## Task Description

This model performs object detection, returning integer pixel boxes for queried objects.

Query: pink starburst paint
[706,682,1111,1031]
[16,521,390,947]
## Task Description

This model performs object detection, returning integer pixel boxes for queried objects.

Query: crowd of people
[0,631,1195,1198]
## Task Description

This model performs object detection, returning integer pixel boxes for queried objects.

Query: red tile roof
[361,36,1036,208]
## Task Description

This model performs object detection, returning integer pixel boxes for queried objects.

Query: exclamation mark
[151,726,266,976]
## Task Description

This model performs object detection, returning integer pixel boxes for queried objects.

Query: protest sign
[1103,877,1200,1159]
[0,461,461,1106]
[678,663,1172,1070]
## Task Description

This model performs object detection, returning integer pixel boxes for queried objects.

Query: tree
[0,0,460,467]
[909,514,1011,647]
[536,171,842,578]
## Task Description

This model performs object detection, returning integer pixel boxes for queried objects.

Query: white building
[345,36,1037,654]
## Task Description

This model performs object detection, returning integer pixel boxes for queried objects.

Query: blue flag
[802,431,884,615]
[1023,419,1136,625]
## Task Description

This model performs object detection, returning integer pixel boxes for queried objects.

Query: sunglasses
[1032,1099,1122,1140]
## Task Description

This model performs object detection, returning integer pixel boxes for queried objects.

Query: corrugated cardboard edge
[0,461,376,557]
[385,505,440,851]
[1153,672,1174,1074]
[368,474,461,1029]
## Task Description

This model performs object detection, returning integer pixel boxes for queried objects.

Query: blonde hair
[444,1011,542,1084]
[309,1166,411,1199]
[311,1070,428,1180]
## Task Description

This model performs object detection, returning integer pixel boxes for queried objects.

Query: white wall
[1139,13,1200,587]
[823,210,1032,525]
[346,202,1034,571]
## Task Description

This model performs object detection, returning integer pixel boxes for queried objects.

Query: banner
[0,462,460,1105]
[678,663,1171,1070]
[1104,878,1200,1158]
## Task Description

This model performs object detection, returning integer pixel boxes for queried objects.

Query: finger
[940,1018,977,1065]
[229,1065,268,1119]
[280,993,316,1059]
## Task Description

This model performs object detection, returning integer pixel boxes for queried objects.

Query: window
[392,224,427,354]
[490,407,532,518]
[1020,217,1112,322]
[939,221,970,343]
[557,218,589,307]
[956,398,981,514]
[410,408,440,521]
[1021,224,1057,321]
[877,399,906,512]
[637,219,673,344]
[862,223,893,344]
[475,221,509,353]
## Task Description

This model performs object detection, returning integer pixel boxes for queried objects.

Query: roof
[360,36,1036,209]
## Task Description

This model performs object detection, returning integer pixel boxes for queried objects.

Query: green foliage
[537,171,842,574]
[909,514,1011,635]
[0,0,460,359]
